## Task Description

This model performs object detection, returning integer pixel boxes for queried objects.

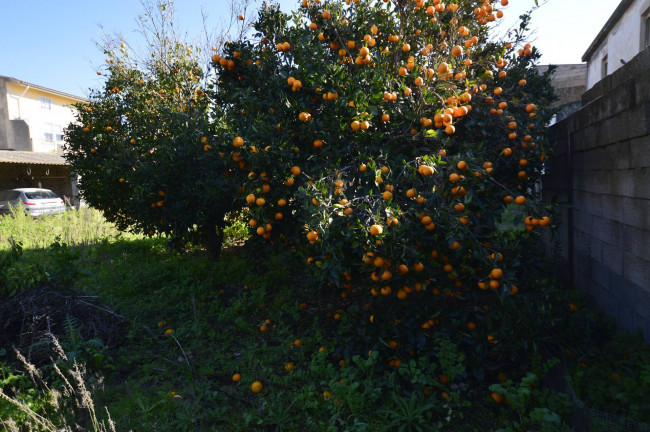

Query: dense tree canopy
[64,6,242,256]
[66,0,559,373]
[209,0,558,370]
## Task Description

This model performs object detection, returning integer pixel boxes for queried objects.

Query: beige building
[0,76,87,205]
[537,64,586,121]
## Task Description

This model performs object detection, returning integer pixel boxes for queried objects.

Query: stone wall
[543,47,650,339]
[0,78,11,151]
[0,77,33,151]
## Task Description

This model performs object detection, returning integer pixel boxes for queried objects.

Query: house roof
[0,75,88,102]
[0,151,68,166]
[582,0,635,62]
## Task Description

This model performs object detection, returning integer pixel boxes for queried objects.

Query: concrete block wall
[543,47,650,340]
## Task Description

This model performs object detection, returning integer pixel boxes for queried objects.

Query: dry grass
[0,336,116,432]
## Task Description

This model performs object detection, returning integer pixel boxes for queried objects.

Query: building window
[44,133,54,142]
[643,10,650,49]
[601,55,608,79]
[40,97,51,110]
[55,125,64,142]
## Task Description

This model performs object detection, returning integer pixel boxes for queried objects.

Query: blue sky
[0,0,619,98]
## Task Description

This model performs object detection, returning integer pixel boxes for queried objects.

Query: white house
[0,76,87,204]
[582,0,650,90]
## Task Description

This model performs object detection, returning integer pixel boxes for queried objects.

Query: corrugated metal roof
[0,151,68,166]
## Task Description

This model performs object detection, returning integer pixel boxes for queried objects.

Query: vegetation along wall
[543,46,650,339]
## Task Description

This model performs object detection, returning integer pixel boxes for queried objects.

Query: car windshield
[24,190,58,199]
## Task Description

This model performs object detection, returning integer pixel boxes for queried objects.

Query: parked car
[0,188,66,217]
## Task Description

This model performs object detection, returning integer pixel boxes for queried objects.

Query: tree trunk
[201,215,226,260]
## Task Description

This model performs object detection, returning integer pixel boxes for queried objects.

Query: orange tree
[64,26,242,256]
[215,0,559,373]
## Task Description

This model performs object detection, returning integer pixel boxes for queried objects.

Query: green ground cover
[1,209,649,431]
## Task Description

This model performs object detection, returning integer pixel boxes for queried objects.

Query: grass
[0,206,132,250]
[1,209,650,431]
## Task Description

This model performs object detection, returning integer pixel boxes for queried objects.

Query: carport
[0,151,78,207]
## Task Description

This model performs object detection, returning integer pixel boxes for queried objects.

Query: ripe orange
[490,268,503,279]
[233,136,244,147]
[369,224,384,235]
[491,392,503,403]
[232,373,242,382]
[251,381,263,393]
[514,196,526,205]
[418,165,435,176]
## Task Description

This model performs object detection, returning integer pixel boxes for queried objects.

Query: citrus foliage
[64,9,240,255]
[215,0,556,374]
[65,0,560,385]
